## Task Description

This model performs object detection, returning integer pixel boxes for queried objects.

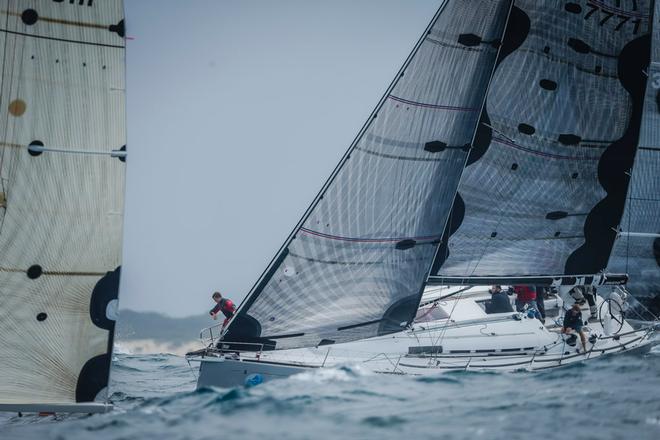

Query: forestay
[608,0,660,305]
[431,0,652,284]
[0,0,125,408]
[225,0,512,350]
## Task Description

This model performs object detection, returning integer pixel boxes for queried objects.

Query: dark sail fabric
[608,0,660,310]
[0,1,125,406]
[226,0,512,350]
[431,0,652,283]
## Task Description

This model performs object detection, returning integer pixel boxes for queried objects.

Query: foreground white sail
[189,0,659,386]
[0,0,126,412]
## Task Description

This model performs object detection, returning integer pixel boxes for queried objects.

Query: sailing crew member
[583,286,598,321]
[535,285,547,324]
[512,285,538,312]
[486,285,513,313]
[210,291,236,328]
[562,302,587,351]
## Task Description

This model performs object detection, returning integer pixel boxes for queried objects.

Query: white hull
[188,289,658,388]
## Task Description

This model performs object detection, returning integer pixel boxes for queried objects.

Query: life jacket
[210,298,236,319]
[513,285,536,302]
[219,298,235,319]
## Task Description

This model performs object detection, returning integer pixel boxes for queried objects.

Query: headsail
[225,0,512,350]
[608,0,660,311]
[0,0,125,410]
[430,0,652,286]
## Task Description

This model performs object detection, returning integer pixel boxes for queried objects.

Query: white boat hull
[188,289,658,388]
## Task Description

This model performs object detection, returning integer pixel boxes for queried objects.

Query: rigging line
[426,0,516,286]
[227,0,455,329]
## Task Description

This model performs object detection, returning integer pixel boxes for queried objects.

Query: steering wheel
[599,298,624,334]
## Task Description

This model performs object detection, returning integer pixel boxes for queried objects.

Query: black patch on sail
[76,354,111,402]
[395,239,416,250]
[564,3,582,14]
[424,140,447,153]
[90,267,121,330]
[21,9,38,25]
[377,294,418,336]
[654,238,660,267]
[77,268,122,402]
[118,145,126,163]
[221,314,276,351]
[108,19,125,38]
[28,140,44,157]
[558,134,581,145]
[431,193,465,274]
[565,35,651,274]
[27,264,43,279]
[540,79,557,90]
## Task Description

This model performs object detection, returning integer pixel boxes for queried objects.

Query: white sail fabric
[225,0,511,350]
[0,0,125,406]
[608,0,660,310]
[432,0,652,282]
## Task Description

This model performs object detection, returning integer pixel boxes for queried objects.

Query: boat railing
[199,323,226,347]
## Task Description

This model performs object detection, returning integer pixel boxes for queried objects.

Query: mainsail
[225,0,513,350]
[0,0,125,411]
[430,0,653,285]
[608,0,660,311]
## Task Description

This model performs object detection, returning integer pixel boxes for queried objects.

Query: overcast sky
[119,0,440,317]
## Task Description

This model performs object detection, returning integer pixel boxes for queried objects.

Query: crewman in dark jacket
[210,291,236,328]
[562,302,587,351]
[486,285,513,313]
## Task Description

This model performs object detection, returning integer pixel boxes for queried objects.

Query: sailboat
[0,0,126,413]
[187,0,659,387]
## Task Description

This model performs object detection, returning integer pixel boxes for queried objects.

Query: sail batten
[226,0,513,350]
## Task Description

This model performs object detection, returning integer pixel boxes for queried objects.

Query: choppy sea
[2,345,660,440]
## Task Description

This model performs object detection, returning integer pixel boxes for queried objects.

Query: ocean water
[2,347,660,440]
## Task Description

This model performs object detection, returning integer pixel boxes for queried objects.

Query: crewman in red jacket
[512,285,538,313]
[210,291,236,328]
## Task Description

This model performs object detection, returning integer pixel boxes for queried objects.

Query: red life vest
[220,298,235,319]
[210,298,236,319]
[513,285,536,301]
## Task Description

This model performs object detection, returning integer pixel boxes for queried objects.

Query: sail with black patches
[430,0,652,286]
[0,0,125,412]
[608,0,660,317]
[225,0,512,350]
